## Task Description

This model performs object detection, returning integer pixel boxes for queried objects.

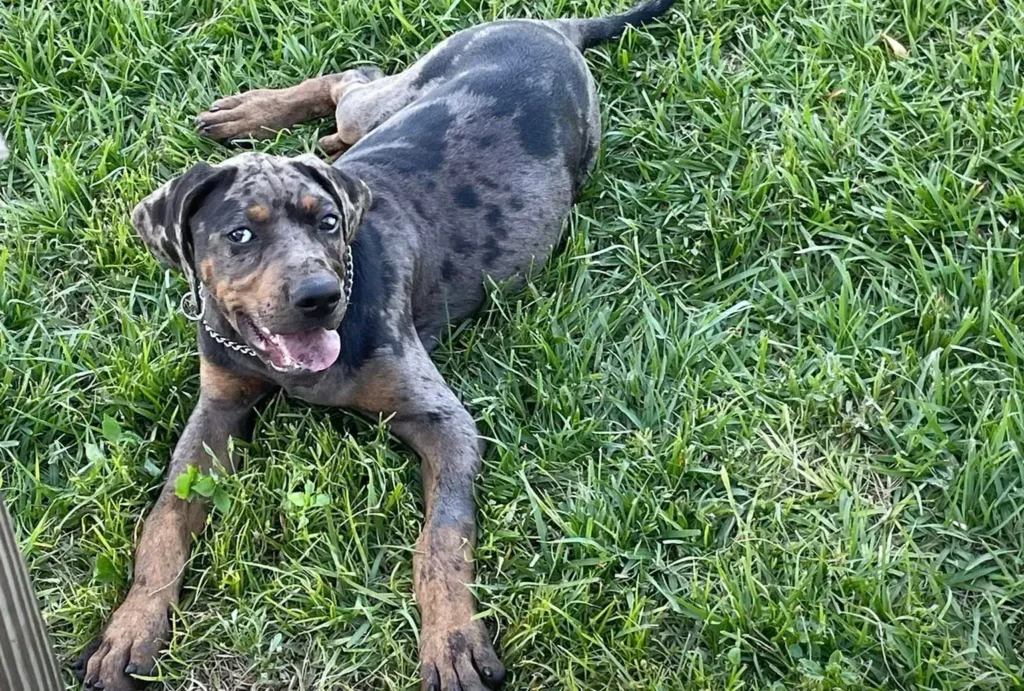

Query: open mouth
[237,315,341,373]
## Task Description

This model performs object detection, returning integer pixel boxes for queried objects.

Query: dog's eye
[227,227,253,244]
[318,214,340,234]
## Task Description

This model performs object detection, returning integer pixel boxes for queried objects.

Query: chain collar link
[202,319,258,357]
[190,244,354,359]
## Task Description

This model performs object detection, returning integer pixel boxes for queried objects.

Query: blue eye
[319,214,340,233]
[227,227,253,244]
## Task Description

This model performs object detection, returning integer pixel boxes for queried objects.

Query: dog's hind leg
[195,66,384,144]
[315,67,427,155]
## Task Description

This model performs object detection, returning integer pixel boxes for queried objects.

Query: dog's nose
[293,274,342,318]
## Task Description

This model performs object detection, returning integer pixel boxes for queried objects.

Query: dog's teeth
[260,326,271,335]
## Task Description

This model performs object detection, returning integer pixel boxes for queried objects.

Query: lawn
[2,0,1023,689]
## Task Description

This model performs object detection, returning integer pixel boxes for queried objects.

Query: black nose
[293,274,342,318]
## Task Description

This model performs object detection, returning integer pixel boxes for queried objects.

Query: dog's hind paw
[195,89,289,143]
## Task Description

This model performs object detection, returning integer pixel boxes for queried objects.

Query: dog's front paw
[420,620,505,691]
[73,590,169,690]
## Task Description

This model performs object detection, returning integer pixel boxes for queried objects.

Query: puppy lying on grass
[76,2,676,689]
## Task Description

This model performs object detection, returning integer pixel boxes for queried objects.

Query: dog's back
[339,19,598,346]
[338,0,680,346]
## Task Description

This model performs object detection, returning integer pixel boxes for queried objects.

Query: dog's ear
[291,154,372,243]
[132,162,234,296]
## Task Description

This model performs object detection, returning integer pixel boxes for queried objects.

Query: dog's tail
[552,0,676,50]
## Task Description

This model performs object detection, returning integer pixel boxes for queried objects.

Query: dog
[75,2,675,689]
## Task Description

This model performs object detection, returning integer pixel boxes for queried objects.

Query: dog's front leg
[75,358,273,691]
[352,350,506,691]
[398,405,506,691]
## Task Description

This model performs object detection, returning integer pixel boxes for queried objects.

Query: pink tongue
[277,328,341,372]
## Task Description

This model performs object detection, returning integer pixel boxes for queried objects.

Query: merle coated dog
[76,2,675,689]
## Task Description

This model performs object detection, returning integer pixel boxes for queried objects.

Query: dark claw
[480,663,506,688]
[75,635,102,681]
[93,681,105,689]
[209,105,220,112]
[84,677,95,688]
[125,663,137,675]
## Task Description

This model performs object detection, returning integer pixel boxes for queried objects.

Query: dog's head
[132,152,371,373]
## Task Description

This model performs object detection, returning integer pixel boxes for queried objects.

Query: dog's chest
[273,368,359,407]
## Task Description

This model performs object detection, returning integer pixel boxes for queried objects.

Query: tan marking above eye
[300,195,320,213]
[247,204,271,222]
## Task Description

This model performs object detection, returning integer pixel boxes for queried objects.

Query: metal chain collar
[202,319,258,357]
[184,245,354,359]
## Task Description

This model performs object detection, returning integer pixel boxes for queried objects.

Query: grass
[2,0,1024,688]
